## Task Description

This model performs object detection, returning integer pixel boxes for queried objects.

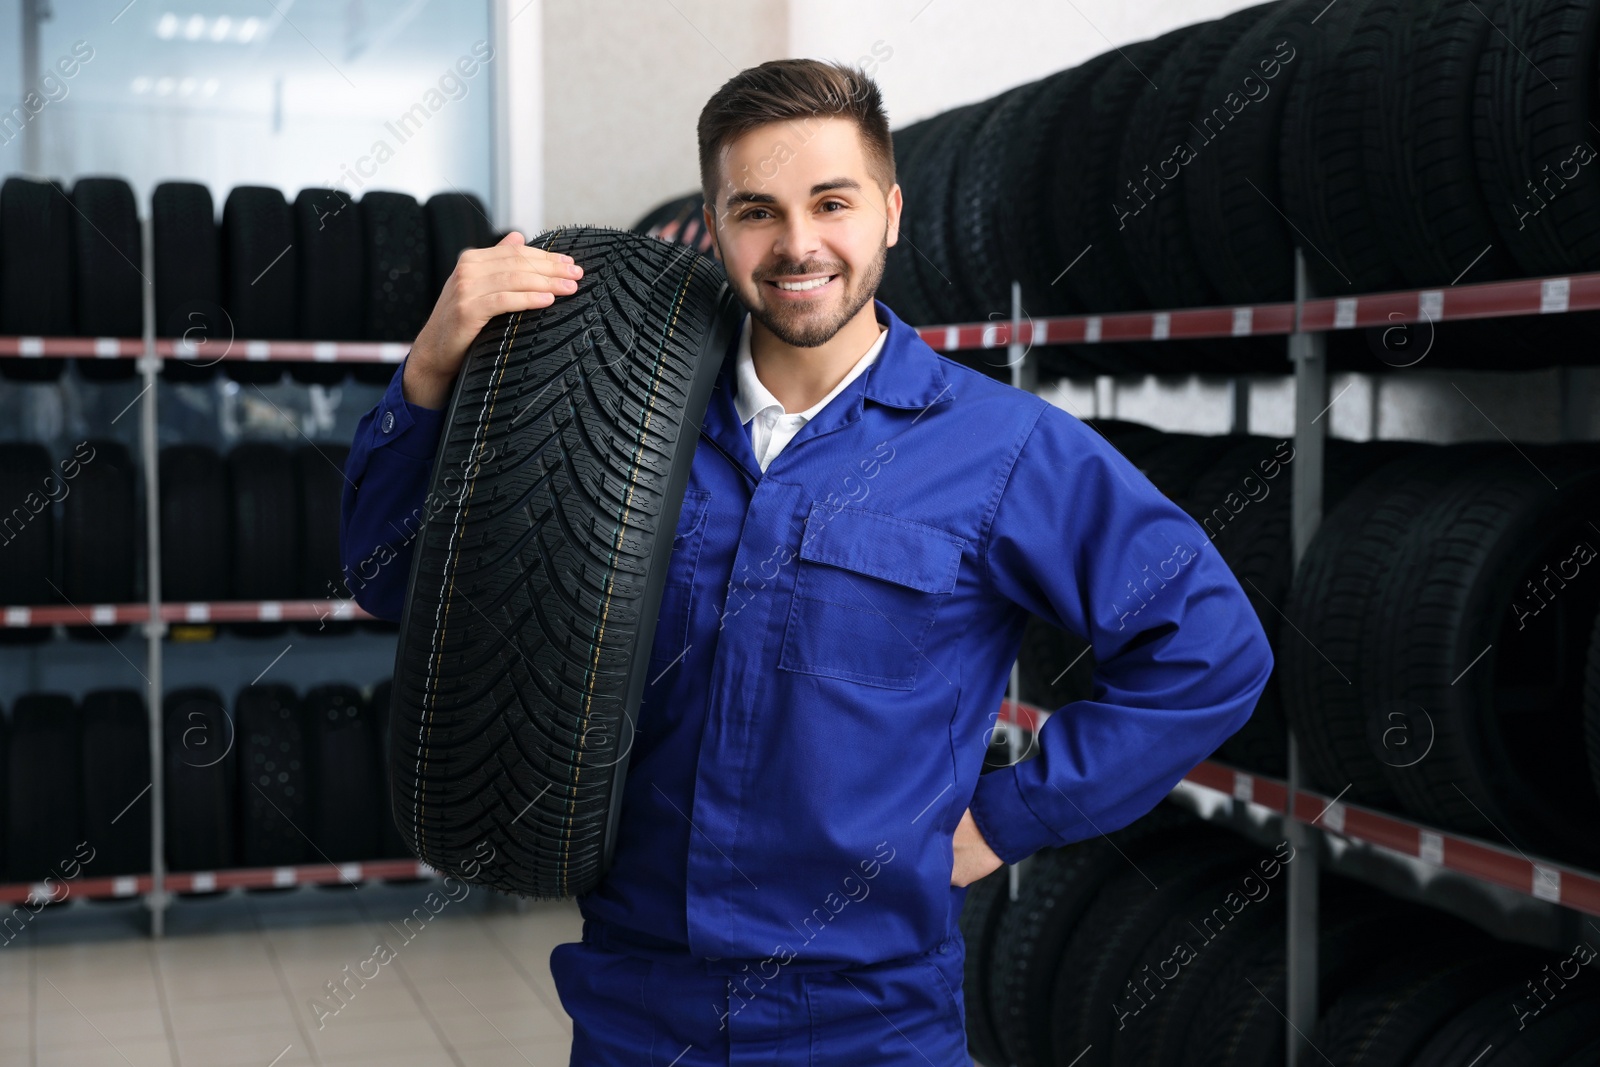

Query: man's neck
[749,304,884,414]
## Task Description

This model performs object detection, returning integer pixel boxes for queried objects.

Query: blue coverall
[339,296,1275,1065]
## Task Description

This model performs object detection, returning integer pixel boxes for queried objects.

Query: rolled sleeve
[967,407,1274,865]
[338,356,448,622]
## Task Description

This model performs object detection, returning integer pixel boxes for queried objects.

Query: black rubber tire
[1281,443,1495,807]
[163,688,236,872]
[1362,446,1600,863]
[1007,54,1118,320]
[0,176,75,333]
[360,190,432,342]
[303,683,382,862]
[0,443,59,643]
[69,176,143,382]
[1110,848,1290,1067]
[152,181,224,383]
[1311,947,1533,1067]
[159,445,230,603]
[1273,0,1388,299]
[958,867,1013,1067]
[367,679,413,859]
[0,177,72,381]
[1187,0,1335,304]
[951,77,1054,323]
[1412,974,1600,1067]
[236,683,309,868]
[914,102,996,326]
[1187,438,1419,777]
[630,191,716,255]
[1046,830,1260,1063]
[1365,0,1517,289]
[1132,432,1244,506]
[1050,30,1191,321]
[1120,870,1292,1067]
[291,186,364,384]
[81,689,151,877]
[7,694,83,881]
[390,226,742,897]
[878,120,940,328]
[988,808,1200,1067]
[1190,889,1476,1067]
[227,443,300,608]
[1118,4,1276,313]
[1016,616,1095,712]
[1474,0,1600,277]
[425,191,495,310]
[221,186,294,384]
[1586,609,1600,809]
[296,442,355,634]
[67,179,141,305]
[62,439,138,643]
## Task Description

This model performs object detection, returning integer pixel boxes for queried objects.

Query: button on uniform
[381,410,395,434]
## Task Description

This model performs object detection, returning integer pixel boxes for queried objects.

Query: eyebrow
[724,177,862,210]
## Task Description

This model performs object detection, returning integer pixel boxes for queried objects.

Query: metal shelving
[4,247,1596,1015]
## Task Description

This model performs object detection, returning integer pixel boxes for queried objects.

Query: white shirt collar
[732,314,889,426]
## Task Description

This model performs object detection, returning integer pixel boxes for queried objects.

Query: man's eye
[744,209,771,221]
[821,201,847,212]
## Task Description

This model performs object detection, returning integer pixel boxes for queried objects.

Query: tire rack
[978,250,1600,1065]
[0,247,1594,952]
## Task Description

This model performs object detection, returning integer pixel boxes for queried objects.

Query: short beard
[746,231,888,349]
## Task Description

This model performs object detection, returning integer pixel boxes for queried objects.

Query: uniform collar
[732,315,889,426]
[701,298,956,485]
[726,299,955,413]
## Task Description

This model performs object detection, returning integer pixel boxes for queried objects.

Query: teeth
[774,276,832,291]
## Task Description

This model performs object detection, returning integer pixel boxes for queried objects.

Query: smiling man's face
[704,115,902,348]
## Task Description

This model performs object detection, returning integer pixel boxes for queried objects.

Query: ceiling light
[131,76,151,93]
[155,77,175,95]
[239,17,260,42]
[210,16,231,40]
[184,14,205,39]
[203,78,219,95]
[156,12,178,38]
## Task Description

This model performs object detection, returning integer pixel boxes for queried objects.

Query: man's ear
[702,201,722,262]
[885,182,903,250]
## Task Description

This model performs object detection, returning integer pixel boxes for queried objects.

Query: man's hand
[402,230,585,409]
[951,807,1005,886]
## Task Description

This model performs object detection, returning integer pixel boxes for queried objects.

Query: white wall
[540,0,787,232]
[788,0,1269,126]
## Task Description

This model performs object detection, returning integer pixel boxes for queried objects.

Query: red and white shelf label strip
[0,337,144,358]
[0,337,410,362]
[0,600,372,627]
[913,270,1600,351]
[0,860,437,903]
[163,859,434,893]
[999,698,1600,916]
[4,269,1598,361]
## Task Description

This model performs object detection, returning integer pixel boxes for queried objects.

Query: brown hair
[697,58,894,217]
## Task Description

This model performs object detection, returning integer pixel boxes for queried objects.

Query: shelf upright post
[1006,280,1032,901]
[1285,248,1324,1062]
[138,213,168,939]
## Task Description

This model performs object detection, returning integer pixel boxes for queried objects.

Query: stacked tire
[961,815,1600,1065]
[629,0,1600,375]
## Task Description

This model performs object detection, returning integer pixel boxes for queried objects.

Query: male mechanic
[341,57,1272,1066]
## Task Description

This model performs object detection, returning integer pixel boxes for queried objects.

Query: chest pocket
[646,487,711,680]
[779,502,964,690]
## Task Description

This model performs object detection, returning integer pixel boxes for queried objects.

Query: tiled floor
[0,880,581,1066]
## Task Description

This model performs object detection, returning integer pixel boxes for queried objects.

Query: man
[341,57,1272,1066]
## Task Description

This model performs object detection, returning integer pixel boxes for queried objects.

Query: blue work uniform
[340,297,1274,1064]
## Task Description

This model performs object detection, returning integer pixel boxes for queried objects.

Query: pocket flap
[798,503,962,594]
